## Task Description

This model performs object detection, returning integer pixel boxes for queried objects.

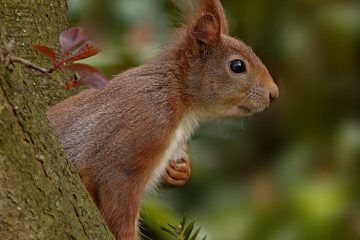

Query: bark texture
[0,1,114,239]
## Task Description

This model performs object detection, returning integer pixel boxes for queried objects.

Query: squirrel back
[47,0,279,239]
[48,58,196,182]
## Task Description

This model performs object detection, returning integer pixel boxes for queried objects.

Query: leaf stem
[8,56,62,85]
[10,56,51,74]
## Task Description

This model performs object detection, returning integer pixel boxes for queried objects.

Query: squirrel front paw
[162,157,191,187]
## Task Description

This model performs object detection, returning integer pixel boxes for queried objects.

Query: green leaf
[181,214,187,231]
[190,227,201,240]
[160,226,178,238]
[161,215,208,240]
[168,223,178,231]
[184,220,196,239]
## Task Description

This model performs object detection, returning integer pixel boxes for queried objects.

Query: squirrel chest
[147,112,200,190]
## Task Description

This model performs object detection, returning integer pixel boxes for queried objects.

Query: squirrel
[47,0,279,239]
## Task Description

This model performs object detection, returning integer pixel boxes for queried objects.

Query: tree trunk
[0,1,114,239]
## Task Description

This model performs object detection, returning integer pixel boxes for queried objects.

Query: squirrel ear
[193,13,220,46]
[199,0,229,35]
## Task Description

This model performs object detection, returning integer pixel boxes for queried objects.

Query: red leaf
[59,27,87,56]
[32,44,57,63]
[62,63,99,73]
[64,41,100,63]
[63,64,108,89]
[64,78,82,90]
[77,71,108,89]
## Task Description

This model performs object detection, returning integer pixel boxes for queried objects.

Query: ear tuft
[193,13,220,46]
[200,0,229,35]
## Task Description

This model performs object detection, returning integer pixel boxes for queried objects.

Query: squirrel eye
[229,59,246,73]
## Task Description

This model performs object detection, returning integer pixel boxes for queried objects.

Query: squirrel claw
[162,157,191,187]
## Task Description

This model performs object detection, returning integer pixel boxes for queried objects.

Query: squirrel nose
[268,81,279,103]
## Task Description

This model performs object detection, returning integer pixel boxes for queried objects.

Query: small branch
[7,56,62,85]
[11,56,62,85]
[10,56,52,75]
[1,33,108,90]
[1,40,62,86]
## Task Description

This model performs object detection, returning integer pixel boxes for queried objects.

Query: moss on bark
[0,1,114,239]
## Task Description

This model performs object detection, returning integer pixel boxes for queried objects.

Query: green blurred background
[67,0,360,239]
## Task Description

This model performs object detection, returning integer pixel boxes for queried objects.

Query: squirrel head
[174,0,279,117]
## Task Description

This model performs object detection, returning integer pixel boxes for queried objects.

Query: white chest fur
[146,112,200,192]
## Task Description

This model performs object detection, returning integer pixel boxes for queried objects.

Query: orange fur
[47,1,278,239]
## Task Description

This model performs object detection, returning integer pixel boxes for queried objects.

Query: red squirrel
[47,0,279,239]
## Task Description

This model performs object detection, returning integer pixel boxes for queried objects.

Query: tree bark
[0,1,114,239]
